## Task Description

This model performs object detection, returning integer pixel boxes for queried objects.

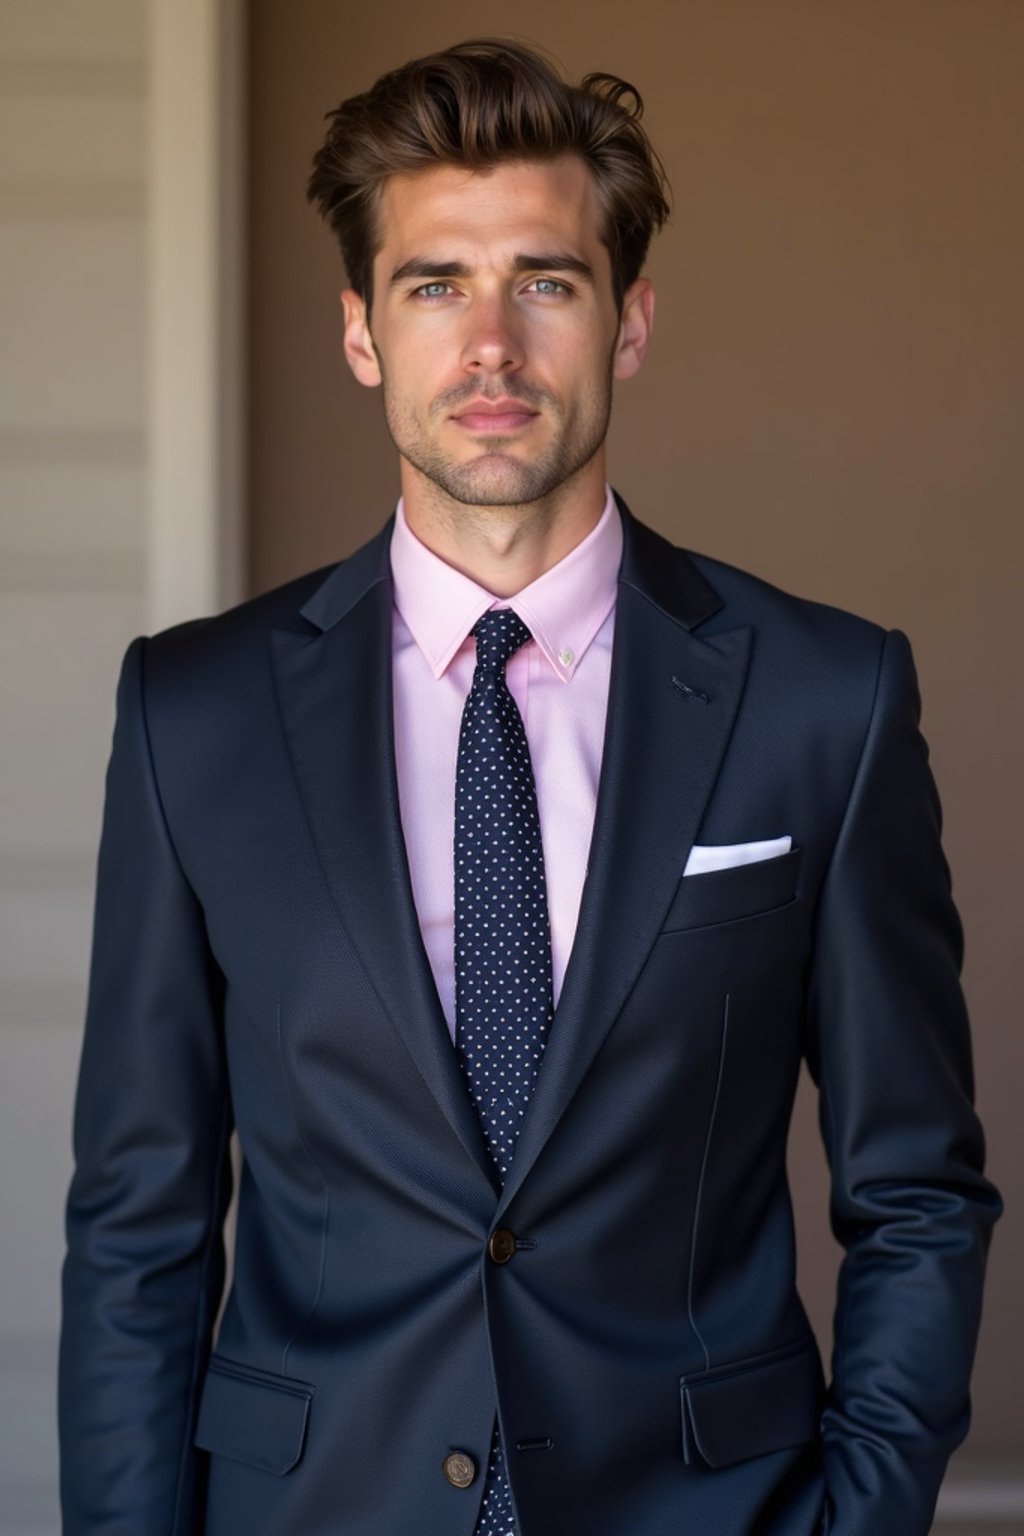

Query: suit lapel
[494,506,751,1218]
[270,523,499,1198]
[270,504,750,1216]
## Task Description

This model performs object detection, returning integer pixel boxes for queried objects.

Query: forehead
[375,155,606,262]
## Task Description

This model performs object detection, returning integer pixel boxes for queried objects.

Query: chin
[434,455,539,503]
[449,471,548,507]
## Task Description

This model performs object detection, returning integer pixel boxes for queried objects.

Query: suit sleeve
[59,635,234,1536]
[802,627,1002,1536]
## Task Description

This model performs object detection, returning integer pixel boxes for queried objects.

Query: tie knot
[471,609,532,675]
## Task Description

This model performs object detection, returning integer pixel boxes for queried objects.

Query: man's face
[342,155,650,510]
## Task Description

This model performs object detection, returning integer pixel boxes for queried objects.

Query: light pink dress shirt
[390,487,622,1042]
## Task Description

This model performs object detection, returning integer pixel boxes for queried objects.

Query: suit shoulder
[139,527,386,714]
[685,546,890,664]
[620,507,890,671]
[679,545,907,770]
[146,561,334,659]
[123,566,333,742]
[139,515,393,690]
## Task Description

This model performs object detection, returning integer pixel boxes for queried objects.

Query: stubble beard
[379,359,615,510]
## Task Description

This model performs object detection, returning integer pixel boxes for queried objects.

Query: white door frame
[147,0,246,631]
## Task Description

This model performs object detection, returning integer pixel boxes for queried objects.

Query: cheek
[558,341,616,407]
[380,347,431,405]
[536,311,615,369]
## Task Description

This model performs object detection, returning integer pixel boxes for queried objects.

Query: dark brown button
[443,1450,476,1487]
[488,1228,517,1264]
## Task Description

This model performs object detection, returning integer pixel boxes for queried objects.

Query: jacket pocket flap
[680,1336,824,1468]
[195,1355,313,1475]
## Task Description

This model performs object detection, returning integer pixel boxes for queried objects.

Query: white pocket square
[683,836,792,877]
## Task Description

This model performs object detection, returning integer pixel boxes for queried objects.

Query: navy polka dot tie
[454,609,554,1536]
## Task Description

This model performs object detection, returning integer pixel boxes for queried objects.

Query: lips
[451,400,539,433]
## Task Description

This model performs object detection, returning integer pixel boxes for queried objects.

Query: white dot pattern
[473,1426,516,1536]
[454,610,553,1536]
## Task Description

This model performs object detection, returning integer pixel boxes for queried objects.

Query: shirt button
[558,647,574,667]
[488,1227,517,1264]
[443,1450,477,1487]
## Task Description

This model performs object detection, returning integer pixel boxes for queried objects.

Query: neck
[400,459,607,597]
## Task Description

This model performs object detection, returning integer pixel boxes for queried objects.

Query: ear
[612,277,654,381]
[342,289,382,387]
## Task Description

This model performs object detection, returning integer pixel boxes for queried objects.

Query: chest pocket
[661,846,802,933]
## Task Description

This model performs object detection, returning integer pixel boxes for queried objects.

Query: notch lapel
[494,507,752,1218]
[270,524,499,1198]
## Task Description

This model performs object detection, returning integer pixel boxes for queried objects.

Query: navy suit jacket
[59,499,1000,1535]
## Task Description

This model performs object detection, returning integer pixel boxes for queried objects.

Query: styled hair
[306,37,670,316]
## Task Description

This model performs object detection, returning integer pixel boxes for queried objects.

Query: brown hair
[306,37,670,317]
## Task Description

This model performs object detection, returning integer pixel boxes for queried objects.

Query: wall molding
[0,1331,57,1372]
[2,981,90,1029]
[0,547,143,592]
[0,181,144,219]
[0,852,96,890]
[0,59,144,98]
[0,427,144,466]
[147,0,246,631]
[0,1478,58,1529]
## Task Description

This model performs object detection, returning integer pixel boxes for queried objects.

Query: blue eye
[532,278,566,295]
[416,282,452,299]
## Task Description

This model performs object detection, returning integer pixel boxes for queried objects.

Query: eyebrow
[389,252,596,287]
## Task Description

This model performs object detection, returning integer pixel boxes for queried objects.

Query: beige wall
[248,0,1023,1483]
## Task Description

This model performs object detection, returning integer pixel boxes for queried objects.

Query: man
[59,37,1000,1536]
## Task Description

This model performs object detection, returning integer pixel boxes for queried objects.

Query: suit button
[488,1228,517,1264]
[443,1450,477,1487]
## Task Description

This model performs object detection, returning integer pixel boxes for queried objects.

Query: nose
[459,292,525,376]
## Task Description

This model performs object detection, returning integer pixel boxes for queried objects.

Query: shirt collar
[389,486,622,682]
